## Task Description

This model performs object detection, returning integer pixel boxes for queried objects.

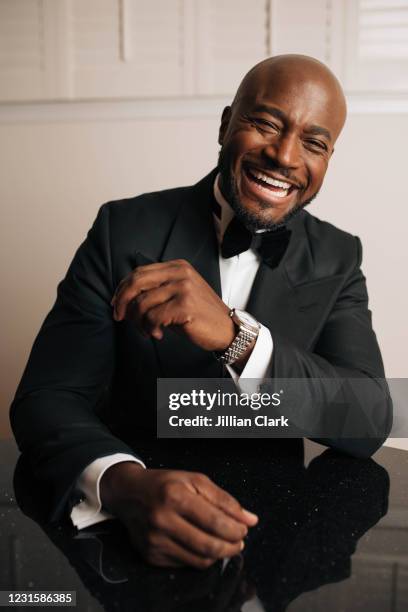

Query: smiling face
[218,56,346,231]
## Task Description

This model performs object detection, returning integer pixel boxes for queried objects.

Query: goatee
[217,151,318,232]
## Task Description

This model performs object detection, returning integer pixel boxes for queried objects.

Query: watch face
[234,309,259,329]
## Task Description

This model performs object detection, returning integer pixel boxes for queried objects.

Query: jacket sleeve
[269,237,392,458]
[10,204,142,522]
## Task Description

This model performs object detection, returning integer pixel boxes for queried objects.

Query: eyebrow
[251,104,332,142]
[252,104,287,124]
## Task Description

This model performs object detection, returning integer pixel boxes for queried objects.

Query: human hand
[100,462,258,569]
[111,259,236,351]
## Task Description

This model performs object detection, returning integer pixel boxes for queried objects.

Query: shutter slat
[72,0,183,98]
[0,0,43,71]
[344,0,408,91]
[359,1,408,59]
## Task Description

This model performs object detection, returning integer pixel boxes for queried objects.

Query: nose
[264,133,301,170]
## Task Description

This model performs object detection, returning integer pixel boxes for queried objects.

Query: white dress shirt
[71,175,274,529]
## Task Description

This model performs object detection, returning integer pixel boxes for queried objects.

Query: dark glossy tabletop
[1,438,407,612]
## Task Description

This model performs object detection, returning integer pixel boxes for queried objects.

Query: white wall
[312,112,407,379]
[1,109,407,440]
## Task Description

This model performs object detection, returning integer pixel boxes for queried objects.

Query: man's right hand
[100,462,258,569]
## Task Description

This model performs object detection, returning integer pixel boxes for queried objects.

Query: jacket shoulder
[303,212,361,274]
[91,184,195,267]
[103,184,192,224]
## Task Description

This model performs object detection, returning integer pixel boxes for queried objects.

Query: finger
[112,261,185,303]
[192,475,258,527]
[141,298,192,339]
[178,493,249,543]
[110,276,128,305]
[111,259,194,305]
[162,512,244,560]
[127,283,177,328]
[145,530,216,570]
[126,523,184,568]
[112,261,192,319]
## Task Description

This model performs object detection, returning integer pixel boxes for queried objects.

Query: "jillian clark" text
[169,415,289,427]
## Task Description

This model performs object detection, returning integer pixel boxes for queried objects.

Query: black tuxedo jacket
[10,169,392,521]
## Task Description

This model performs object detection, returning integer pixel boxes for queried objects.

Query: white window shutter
[71,0,184,98]
[195,0,268,96]
[1,0,408,103]
[72,0,121,68]
[0,0,55,101]
[270,0,331,64]
[344,0,408,92]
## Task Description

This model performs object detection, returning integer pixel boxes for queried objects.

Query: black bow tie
[220,215,291,269]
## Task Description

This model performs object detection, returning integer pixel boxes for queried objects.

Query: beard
[218,149,318,232]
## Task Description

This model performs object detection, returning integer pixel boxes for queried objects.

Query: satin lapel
[160,171,222,298]
[246,212,345,350]
[153,170,224,377]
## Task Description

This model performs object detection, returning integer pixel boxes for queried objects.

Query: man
[10,55,391,569]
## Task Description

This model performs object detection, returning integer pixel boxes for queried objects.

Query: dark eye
[305,139,327,153]
[247,116,279,133]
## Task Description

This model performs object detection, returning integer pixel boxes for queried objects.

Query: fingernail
[240,541,245,551]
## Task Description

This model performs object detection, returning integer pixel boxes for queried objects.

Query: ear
[218,106,232,145]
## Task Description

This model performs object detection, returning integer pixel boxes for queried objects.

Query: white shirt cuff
[227,323,273,394]
[70,453,145,530]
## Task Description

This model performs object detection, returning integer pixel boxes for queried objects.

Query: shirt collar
[213,173,235,244]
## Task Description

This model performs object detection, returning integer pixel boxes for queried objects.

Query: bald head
[217,54,347,230]
[233,54,347,141]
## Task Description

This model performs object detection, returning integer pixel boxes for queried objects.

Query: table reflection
[14,444,389,611]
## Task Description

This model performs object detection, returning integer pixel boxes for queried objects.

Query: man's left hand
[111,259,236,352]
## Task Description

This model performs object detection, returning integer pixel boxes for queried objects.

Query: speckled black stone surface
[1,438,408,611]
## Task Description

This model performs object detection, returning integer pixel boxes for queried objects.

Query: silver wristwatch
[215,309,260,365]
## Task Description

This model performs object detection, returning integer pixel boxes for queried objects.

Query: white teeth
[251,169,292,190]
[258,183,288,198]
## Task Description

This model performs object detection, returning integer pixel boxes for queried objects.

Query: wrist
[100,461,145,513]
[222,312,238,350]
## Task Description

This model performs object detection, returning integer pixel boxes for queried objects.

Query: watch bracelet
[215,325,258,365]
